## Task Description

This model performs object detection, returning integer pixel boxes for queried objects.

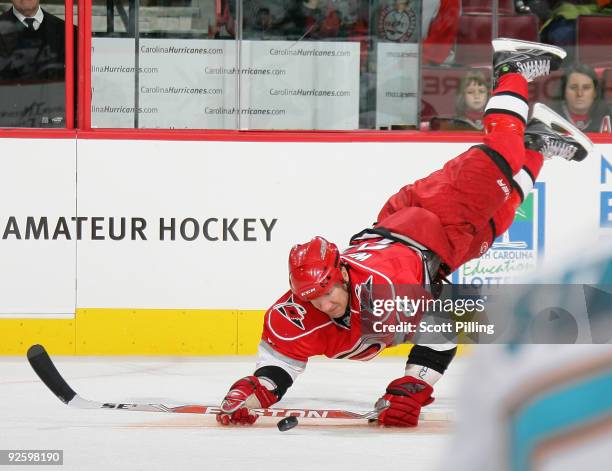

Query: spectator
[454,71,489,130]
[0,0,66,81]
[292,0,340,39]
[336,0,369,38]
[426,71,490,131]
[209,0,235,38]
[422,0,459,65]
[335,0,369,72]
[550,63,611,132]
[528,0,612,62]
[216,0,334,40]
[242,0,298,39]
[0,0,75,127]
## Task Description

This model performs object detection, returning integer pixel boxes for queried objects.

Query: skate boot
[493,38,566,86]
[525,103,594,161]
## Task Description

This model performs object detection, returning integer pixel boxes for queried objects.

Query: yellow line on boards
[0,310,470,356]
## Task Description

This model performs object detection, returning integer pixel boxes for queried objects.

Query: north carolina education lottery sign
[453,183,546,285]
[91,38,360,130]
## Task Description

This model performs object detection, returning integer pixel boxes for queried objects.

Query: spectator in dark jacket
[0,0,67,81]
[528,0,612,62]
[0,0,76,127]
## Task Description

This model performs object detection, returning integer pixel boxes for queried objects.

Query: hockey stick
[26,344,451,421]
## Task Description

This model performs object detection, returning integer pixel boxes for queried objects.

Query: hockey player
[217,38,595,427]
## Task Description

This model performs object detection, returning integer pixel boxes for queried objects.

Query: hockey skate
[525,103,594,161]
[493,38,566,84]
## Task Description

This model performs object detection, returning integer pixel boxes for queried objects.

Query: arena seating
[577,15,612,67]
[603,68,612,102]
[461,0,515,14]
[455,14,539,66]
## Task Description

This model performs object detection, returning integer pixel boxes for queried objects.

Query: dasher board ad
[0,138,76,317]
[91,38,137,128]
[90,38,360,130]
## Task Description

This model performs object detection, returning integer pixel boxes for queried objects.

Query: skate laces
[542,135,578,160]
[517,58,550,81]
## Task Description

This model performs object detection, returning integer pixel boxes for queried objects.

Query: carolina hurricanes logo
[273,299,307,330]
[355,275,376,315]
[377,3,417,42]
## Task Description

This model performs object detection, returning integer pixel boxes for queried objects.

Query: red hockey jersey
[259,136,530,371]
[260,237,426,365]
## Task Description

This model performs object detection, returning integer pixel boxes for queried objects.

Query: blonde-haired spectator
[454,71,490,130]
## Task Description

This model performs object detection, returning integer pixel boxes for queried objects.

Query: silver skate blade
[531,103,595,158]
[492,38,567,60]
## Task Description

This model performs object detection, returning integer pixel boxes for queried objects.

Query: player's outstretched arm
[217,341,304,426]
[216,289,319,425]
[377,345,456,427]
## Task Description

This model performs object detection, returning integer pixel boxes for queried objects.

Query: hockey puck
[277,416,298,432]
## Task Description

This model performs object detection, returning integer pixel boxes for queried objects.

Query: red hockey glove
[376,376,434,427]
[216,376,278,426]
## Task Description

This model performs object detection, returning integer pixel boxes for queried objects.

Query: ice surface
[0,356,461,471]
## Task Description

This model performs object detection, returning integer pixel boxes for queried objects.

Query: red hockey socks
[482,73,530,174]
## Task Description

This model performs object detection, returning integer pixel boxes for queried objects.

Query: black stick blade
[27,344,77,404]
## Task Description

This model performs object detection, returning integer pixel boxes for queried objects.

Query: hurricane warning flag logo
[274,300,307,330]
[492,190,540,251]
